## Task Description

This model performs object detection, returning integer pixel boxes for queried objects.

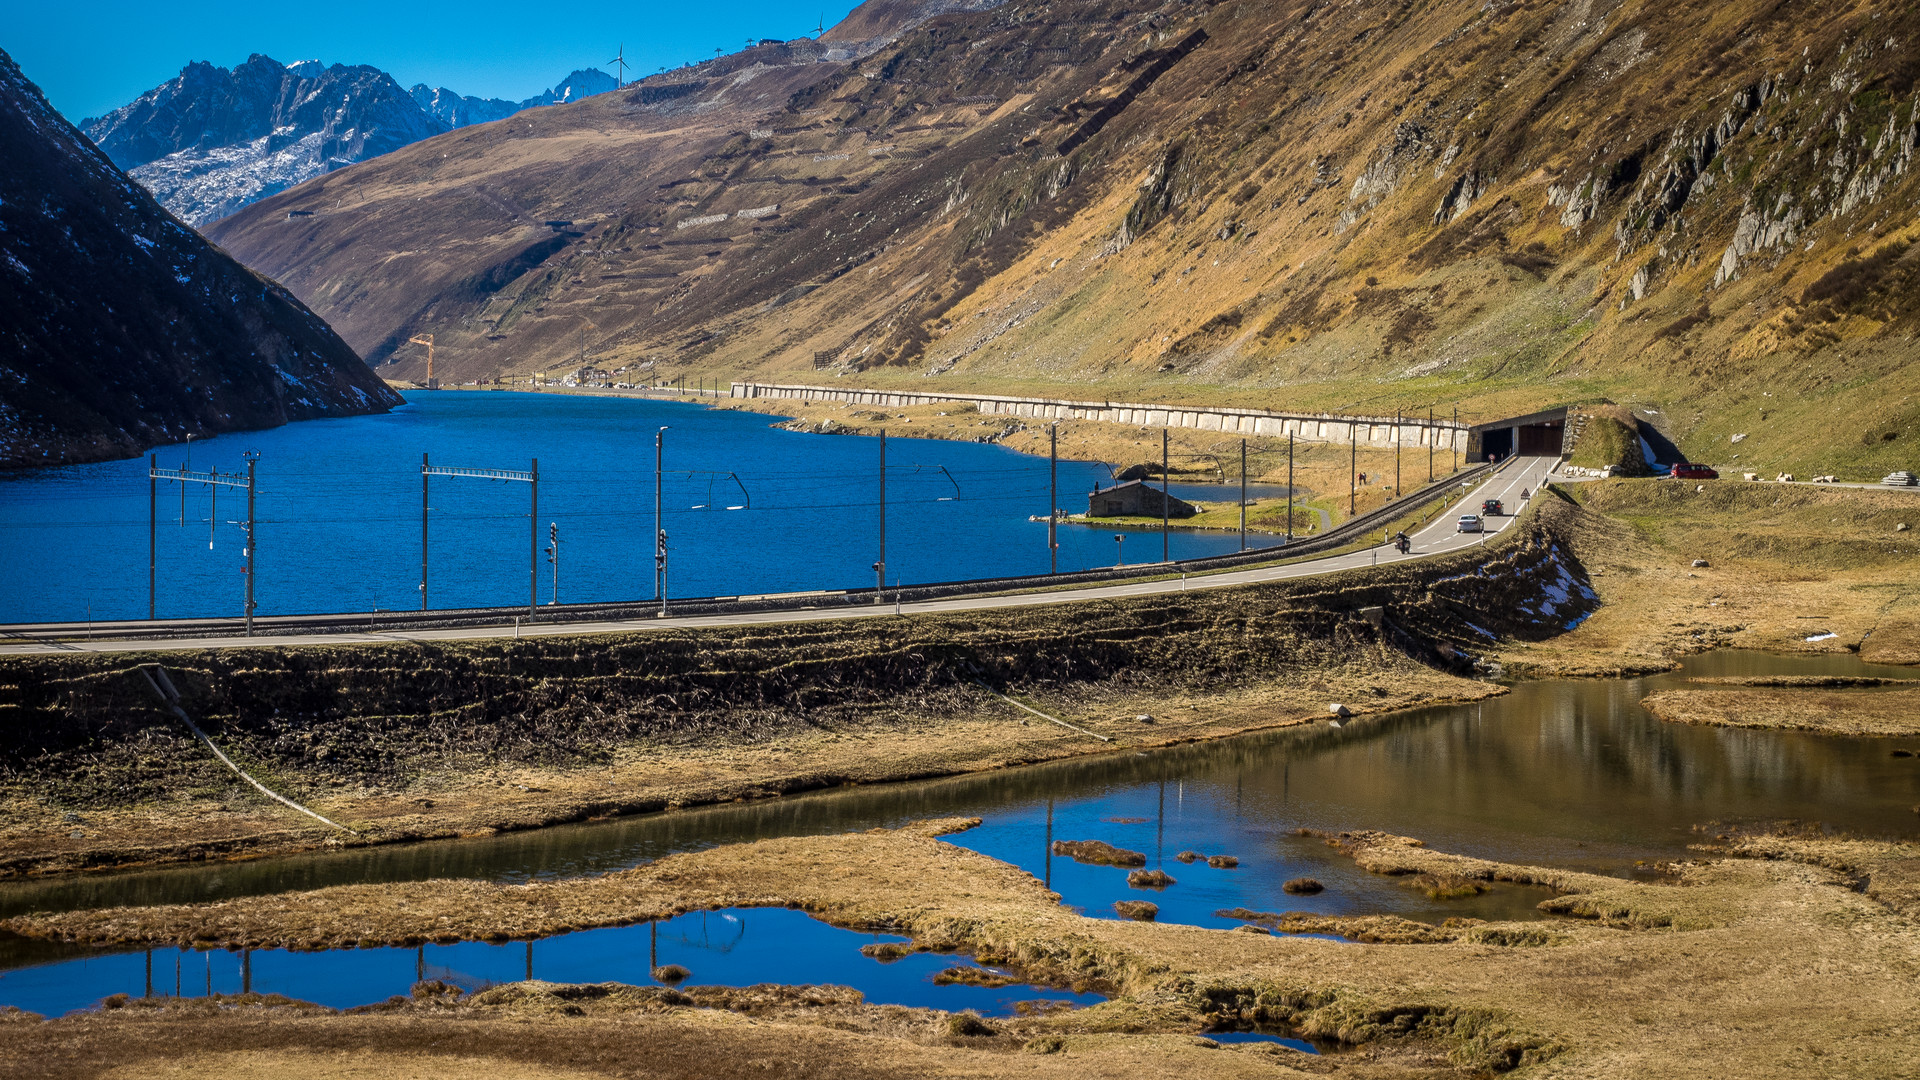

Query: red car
[1670,464,1719,479]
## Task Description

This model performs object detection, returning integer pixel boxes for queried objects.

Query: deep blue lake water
[0,392,1272,623]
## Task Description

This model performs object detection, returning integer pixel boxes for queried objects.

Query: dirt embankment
[0,506,1594,877]
[7,818,1917,1080]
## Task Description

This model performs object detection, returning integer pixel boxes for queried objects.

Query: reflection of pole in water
[145,948,152,998]
[1044,797,1053,891]
[525,940,533,983]
[1157,780,1165,866]
[650,921,658,972]
[205,952,211,997]
[416,945,424,984]
[175,953,181,997]
[242,948,251,995]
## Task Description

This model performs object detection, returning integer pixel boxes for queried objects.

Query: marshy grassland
[5,817,1917,1080]
[1640,687,1920,736]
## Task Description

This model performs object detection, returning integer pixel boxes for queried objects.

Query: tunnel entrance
[1517,422,1565,456]
[1481,427,1514,461]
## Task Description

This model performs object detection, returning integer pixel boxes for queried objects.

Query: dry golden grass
[1492,481,1920,678]
[1641,688,1920,736]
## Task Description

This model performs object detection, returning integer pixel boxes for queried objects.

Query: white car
[1457,514,1483,533]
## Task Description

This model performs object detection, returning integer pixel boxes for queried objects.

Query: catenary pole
[420,452,429,611]
[654,428,665,602]
[1049,424,1058,574]
[1239,439,1247,552]
[1395,409,1402,498]
[148,454,156,620]
[1161,429,1169,563]
[1287,435,1295,543]
[1349,423,1357,518]
[876,429,887,602]
[529,458,539,621]
[244,454,256,638]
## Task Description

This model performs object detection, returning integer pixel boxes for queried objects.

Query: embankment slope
[0,501,1592,874]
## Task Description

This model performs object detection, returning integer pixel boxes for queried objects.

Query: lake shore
[4,509,1566,879]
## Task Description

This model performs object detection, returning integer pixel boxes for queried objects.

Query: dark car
[1481,499,1504,516]
[1671,463,1719,479]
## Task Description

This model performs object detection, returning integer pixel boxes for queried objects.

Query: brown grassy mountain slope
[207,0,1920,476]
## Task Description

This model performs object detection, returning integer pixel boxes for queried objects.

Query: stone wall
[730,382,1471,451]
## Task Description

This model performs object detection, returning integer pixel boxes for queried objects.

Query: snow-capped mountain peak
[83,56,619,226]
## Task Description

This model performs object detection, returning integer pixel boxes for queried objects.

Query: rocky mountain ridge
[0,48,401,470]
[206,0,1920,475]
[82,56,617,225]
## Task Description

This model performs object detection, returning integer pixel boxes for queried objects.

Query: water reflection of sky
[0,907,1102,1020]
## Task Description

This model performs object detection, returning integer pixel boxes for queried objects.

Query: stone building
[1087,480,1197,518]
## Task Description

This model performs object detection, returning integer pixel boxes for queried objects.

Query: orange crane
[408,334,438,389]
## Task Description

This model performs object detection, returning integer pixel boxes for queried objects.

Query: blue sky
[6,0,859,122]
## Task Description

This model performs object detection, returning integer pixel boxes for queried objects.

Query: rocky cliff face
[409,69,619,131]
[205,0,1920,475]
[0,48,402,470]
[83,57,619,225]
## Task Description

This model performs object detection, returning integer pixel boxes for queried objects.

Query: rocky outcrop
[0,48,401,469]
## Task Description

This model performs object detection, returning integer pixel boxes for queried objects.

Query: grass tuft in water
[1127,869,1176,889]
[1052,839,1147,867]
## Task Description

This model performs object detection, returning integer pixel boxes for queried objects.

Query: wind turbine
[608,44,630,88]
[816,12,826,35]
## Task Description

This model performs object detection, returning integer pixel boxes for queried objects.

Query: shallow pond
[0,906,1103,1020]
[2,648,1915,1014]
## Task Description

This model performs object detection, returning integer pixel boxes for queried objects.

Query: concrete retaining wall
[730,382,1472,451]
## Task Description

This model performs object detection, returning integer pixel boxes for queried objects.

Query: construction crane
[408,334,439,390]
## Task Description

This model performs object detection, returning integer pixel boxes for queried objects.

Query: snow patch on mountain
[86,57,623,226]
[130,131,331,226]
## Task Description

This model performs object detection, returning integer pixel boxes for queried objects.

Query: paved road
[0,458,1559,656]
